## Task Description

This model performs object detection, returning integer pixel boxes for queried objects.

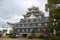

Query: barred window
[38,29,40,31]
[20,24,22,27]
[35,23,38,26]
[22,29,24,32]
[28,19,31,22]
[45,23,47,26]
[26,29,28,31]
[17,29,20,32]
[38,23,41,26]
[33,19,36,22]
[30,29,33,32]
[29,24,32,26]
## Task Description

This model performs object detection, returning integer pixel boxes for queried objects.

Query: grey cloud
[0,0,47,27]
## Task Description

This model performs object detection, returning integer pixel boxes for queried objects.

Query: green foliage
[56,32,60,36]
[9,30,16,38]
[45,0,60,11]
[45,0,60,40]
[48,0,57,4]
[52,36,60,40]
[45,0,60,34]
[38,35,44,39]
[27,34,34,39]
[27,30,35,39]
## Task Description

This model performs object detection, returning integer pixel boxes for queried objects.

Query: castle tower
[7,6,48,37]
[23,6,44,19]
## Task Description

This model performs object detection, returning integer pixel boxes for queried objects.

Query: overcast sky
[0,0,48,27]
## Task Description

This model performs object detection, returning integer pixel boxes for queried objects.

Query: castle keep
[7,6,48,37]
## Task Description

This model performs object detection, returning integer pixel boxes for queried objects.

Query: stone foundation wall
[19,33,43,37]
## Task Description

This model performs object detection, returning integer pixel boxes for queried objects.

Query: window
[3,30,7,33]
[43,29,46,31]
[39,16,41,19]
[20,24,22,27]
[31,20,33,22]
[30,29,33,32]
[38,29,40,31]
[35,23,38,26]
[38,23,41,26]
[20,19,26,22]
[33,19,36,22]
[18,25,20,27]
[26,29,28,31]
[24,24,27,27]
[29,24,32,26]
[38,19,40,22]
[45,23,47,26]
[17,29,20,32]
[15,24,18,27]
[36,15,38,17]
[22,29,24,32]
[23,20,26,22]
[22,24,24,27]
[28,19,31,22]
[20,19,23,22]
[41,23,45,26]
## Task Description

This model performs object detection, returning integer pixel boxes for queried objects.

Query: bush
[27,34,34,39]
[56,32,60,36]
[9,30,16,38]
[52,36,60,40]
[9,33,16,38]
[38,35,44,39]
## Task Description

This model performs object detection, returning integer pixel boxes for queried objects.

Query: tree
[45,0,60,40]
